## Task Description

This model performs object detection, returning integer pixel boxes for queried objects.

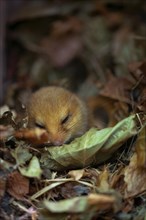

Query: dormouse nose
[47,130,64,146]
[52,140,63,146]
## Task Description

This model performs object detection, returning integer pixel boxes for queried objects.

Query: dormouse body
[27,86,89,145]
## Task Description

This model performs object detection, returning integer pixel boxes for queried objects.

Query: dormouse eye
[35,122,45,129]
[61,113,71,124]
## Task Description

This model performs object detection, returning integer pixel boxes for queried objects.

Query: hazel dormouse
[27,86,90,146]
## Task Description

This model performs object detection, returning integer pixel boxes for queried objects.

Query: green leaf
[44,196,88,213]
[41,114,145,171]
[39,193,122,220]
[19,156,42,179]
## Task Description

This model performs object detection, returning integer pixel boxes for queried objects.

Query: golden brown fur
[27,86,89,145]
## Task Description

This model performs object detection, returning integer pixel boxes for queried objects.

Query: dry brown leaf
[68,169,85,181]
[41,114,143,171]
[124,153,146,198]
[128,60,146,85]
[83,169,100,183]
[42,192,122,216]
[98,168,110,191]
[135,128,146,168]
[124,127,146,199]
[0,177,6,199]
[137,87,146,112]
[7,171,29,200]
[122,199,134,213]
[14,128,49,144]
[110,166,125,195]
[109,128,146,198]
[87,193,121,212]
[100,74,133,103]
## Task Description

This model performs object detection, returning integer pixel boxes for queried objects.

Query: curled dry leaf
[68,169,85,181]
[99,74,133,103]
[124,127,146,198]
[135,127,146,168]
[40,193,122,220]
[87,193,121,212]
[124,153,146,198]
[41,114,144,171]
[110,166,125,196]
[98,168,110,191]
[14,128,49,144]
[7,171,29,200]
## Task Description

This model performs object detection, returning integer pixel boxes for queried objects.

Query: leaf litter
[1,1,146,219]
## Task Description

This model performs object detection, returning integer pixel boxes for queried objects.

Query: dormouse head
[27,86,88,145]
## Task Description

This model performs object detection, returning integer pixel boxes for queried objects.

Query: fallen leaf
[137,87,146,112]
[11,145,32,166]
[0,177,6,199]
[128,60,146,85]
[41,114,144,171]
[7,171,29,200]
[135,127,146,168]
[68,169,85,181]
[100,74,133,103]
[14,128,49,144]
[19,156,42,179]
[98,168,110,191]
[39,193,122,220]
[110,166,125,196]
[124,127,146,199]
[124,154,146,198]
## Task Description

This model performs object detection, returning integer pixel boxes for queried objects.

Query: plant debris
[1,1,146,219]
